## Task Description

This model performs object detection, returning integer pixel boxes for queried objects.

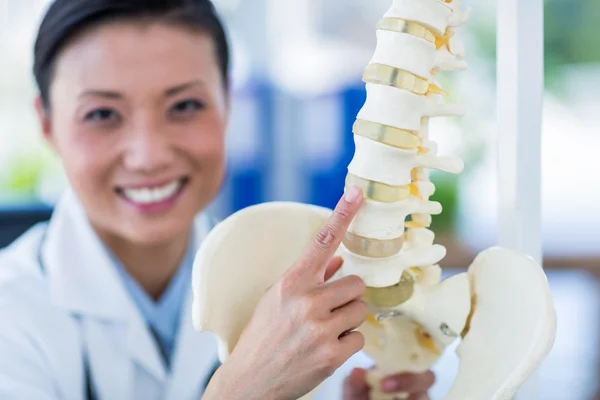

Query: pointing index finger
[298,185,363,282]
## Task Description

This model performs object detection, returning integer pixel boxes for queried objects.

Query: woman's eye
[84,108,119,122]
[171,100,204,115]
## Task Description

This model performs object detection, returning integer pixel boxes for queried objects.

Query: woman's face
[36,22,228,245]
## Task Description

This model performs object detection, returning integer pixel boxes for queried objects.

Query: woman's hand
[205,186,367,400]
[343,368,435,400]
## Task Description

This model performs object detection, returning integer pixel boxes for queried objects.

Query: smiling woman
[36,22,228,250]
[0,1,427,400]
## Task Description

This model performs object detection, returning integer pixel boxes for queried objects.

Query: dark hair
[33,0,230,108]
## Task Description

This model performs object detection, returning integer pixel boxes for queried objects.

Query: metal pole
[496,0,544,398]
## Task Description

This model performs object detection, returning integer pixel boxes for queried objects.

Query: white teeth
[122,180,182,204]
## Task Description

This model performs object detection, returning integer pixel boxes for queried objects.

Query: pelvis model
[191,1,557,399]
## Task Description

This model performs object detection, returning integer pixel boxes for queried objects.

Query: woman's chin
[113,204,200,245]
[120,219,192,246]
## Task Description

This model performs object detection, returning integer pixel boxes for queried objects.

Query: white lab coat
[0,190,370,400]
[0,190,220,400]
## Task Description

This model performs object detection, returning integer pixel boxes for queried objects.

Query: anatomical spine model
[191,1,557,399]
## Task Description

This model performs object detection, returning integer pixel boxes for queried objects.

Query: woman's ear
[34,96,56,150]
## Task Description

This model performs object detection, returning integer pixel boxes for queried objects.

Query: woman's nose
[123,126,175,174]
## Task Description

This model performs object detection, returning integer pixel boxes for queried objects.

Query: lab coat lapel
[81,318,133,400]
[165,215,220,399]
[165,291,220,400]
[42,190,167,389]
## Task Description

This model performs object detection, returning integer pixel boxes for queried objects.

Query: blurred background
[1,0,599,398]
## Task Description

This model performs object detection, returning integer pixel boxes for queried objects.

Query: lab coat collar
[41,189,214,384]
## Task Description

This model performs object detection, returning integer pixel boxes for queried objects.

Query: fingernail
[381,378,399,392]
[350,368,367,386]
[345,185,361,203]
[350,368,362,378]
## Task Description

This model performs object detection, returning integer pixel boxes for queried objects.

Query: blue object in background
[229,82,274,212]
[213,80,274,217]
[307,85,365,210]
[213,79,367,217]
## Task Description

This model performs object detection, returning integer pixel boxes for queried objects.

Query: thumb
[293,186,363,284]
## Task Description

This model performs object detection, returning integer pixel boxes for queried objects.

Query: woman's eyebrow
[78,90,122,100]
[164,80,205,97]
[76,80,205,100]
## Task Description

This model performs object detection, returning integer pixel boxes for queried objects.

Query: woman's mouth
[116,177,189,213]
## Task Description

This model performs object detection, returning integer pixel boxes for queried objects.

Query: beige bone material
[191,202,556,399]
[191,202,334,364]
[445,247,558,400]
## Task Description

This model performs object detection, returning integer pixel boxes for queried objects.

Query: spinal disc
[345,173,411,203]
[343,231,404,258]
[376,17,436,44]
[362,270,415,307]
[353,119,420,150]
[363,63,430,94]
